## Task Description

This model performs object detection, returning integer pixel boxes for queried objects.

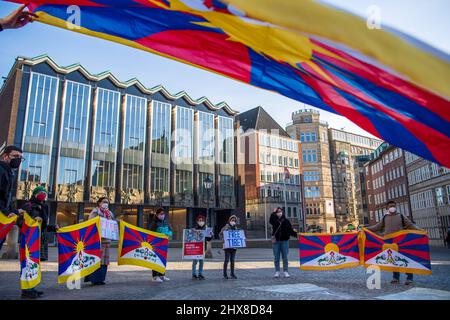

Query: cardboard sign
[182,229,205,260]
[223,230,246,249]
[100,217,119,240]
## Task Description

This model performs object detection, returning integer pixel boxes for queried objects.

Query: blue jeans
[86,265,108,283]
[0,238,4,252]
[192,259,204,276]
[273,241,289,272]
[393,272,413,281]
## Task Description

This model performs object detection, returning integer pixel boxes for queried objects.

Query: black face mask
[9,158,21,169]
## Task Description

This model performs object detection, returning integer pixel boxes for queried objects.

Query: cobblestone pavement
[1,247,450,300]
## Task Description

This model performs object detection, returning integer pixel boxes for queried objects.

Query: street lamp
[203,175,213,258]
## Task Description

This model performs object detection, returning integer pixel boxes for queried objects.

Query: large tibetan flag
[57,216,102,283]
[298,232,360,270]
[118,220,168,274]
[0,211,17,242]
[19,212,41,290]
[361,228,432,275]
[7,0,450,167]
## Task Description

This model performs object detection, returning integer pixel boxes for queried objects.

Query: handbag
[271,221,283,244]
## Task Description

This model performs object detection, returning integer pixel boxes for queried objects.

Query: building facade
[0,55,243,241]
[364,145,412,227]
[237,107,305,238]
[286,109,335,233]
[405,151,450,246]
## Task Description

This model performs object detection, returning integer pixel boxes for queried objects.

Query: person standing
[269,207,298,278]
[191,215,212,280]
[149,208,172,283]
[0,145,24,251]
[85,197,115,285]
[219,215,239,279]
[18,185,58,299]
[367,200,420,285]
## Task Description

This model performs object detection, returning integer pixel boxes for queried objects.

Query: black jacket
[19,198,56,232]
[0,161,15,213]
[269,213,298,241]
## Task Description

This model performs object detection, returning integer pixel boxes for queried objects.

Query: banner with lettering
[0,211,17,242]
[361,228,432,275]
[182,229,205,260]
[298,232,361,270]
[19,212,41,290]
[118,221,168,274]
[223,230,246,249]
[57,217,102,283]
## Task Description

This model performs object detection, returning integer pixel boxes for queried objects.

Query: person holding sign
[219,215,240,279]
[191,215,212,280]
[269,207,298,278]
[85,197,116,285]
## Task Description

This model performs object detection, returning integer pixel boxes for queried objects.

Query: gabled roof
[237,106,291,138]
[10,55,238,116]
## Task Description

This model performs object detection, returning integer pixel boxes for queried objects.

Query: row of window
[303,171,320,181]
[373,191,386,205]
[405,151,420,165]
[386,165,405,182]
[302,148,317,163]
[372,175,385,190]
[259,152,299,168]
[260,188,301,202]
[382,148,402,165]
[258,133,298,152]
[304,186,320,198]
[300,131,317,142]
[331,129,380,148]
[387,184,407,200]
[260,171,301,185]
[372,202,410,222]
[407,162,450,186]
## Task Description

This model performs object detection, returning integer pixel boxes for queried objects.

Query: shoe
[40,258,48,262]
[161,276,170,281]
[230,274,237,279]
[198,275,205,280]
[92,282,105,286]
[192,275,198,280]
[283,271,290,278]
[223,275,229,279]
[152,277,163,283]
[390,279,400,284]
[274,272,280,278]
[21,291,39,299]
[35,290,44,296]
[84,277,89,283]
[405,280,414,285]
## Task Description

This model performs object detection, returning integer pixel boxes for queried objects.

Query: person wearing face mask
[269,207,298,278]
[0,145,25,251]
[367,200,420,285]
[149,207,172,282]
[18,185,58,299]
[85,197,115,285]
[219,215,240,279]
[191,215,212,280]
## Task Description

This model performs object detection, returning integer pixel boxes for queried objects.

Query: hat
[32,185,48,197]
[196,215,206,221]
[228,215,238,222]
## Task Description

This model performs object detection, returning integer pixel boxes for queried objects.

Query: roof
[237,106,291,138]
[6,55,238,116]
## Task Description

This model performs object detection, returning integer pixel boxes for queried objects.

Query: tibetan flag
[57,216,102,283]
[118,221,168,274]
[0,211,17,242]
[361,228,432,275]
[19,212,41,290]
[299,232,360,270]
[8,0,450,167]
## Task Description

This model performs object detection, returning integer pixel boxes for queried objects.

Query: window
[152,101,171,155]
[447,185,450,203]
[436,187,445,206]
[218,117,234,164]
[198,112,215,161]
[302,149,317,163]
[151,167,169,193]
[175,170,192,194]
[175,106,194,162]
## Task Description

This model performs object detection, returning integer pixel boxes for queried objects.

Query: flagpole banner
[118,220,168,274]
[182,229,205,260]
[7,0,450,168]
[361,228,432,275]
[19,212,41,290]
[56,216,102,284]
[298,232,361,270]
[0,211,18,241]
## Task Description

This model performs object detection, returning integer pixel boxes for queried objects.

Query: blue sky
[1,0,449,138]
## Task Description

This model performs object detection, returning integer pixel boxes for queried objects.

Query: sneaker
[283,271,290,278]
[35,290,44,296]
[223,275,229,279]
[390,279,400,284]
[21,291,39,299]
[198,274,205,280]
[405,280,414,286]
[274,272,280,278]
[230,274,237,279]
[152,276,163,283]
[161,276,170,281]
[192,275,198,280]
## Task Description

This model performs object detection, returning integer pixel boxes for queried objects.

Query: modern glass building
[0,55,240,240]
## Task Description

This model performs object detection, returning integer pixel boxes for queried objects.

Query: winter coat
[269,212,298,241]
[0,161,15,213]
[150,214,173,237]
[19,198,56,232]
[366,212,418,235]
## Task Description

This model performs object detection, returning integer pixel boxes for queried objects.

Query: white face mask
[229,221,236,226]
[198,221,205,227]
[388,207,397,213]
[101,203,109,210]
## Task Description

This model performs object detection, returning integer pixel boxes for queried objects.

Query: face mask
[101,203,109,210]
[229,221,236,226]
[388,207,397,213]
[198,221,205,227]
[36,193,47,202]
[158,215,165,221]
[9,157,21,169]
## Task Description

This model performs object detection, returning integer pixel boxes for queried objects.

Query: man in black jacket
[269,207,298,278]
[0,145,24,251]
